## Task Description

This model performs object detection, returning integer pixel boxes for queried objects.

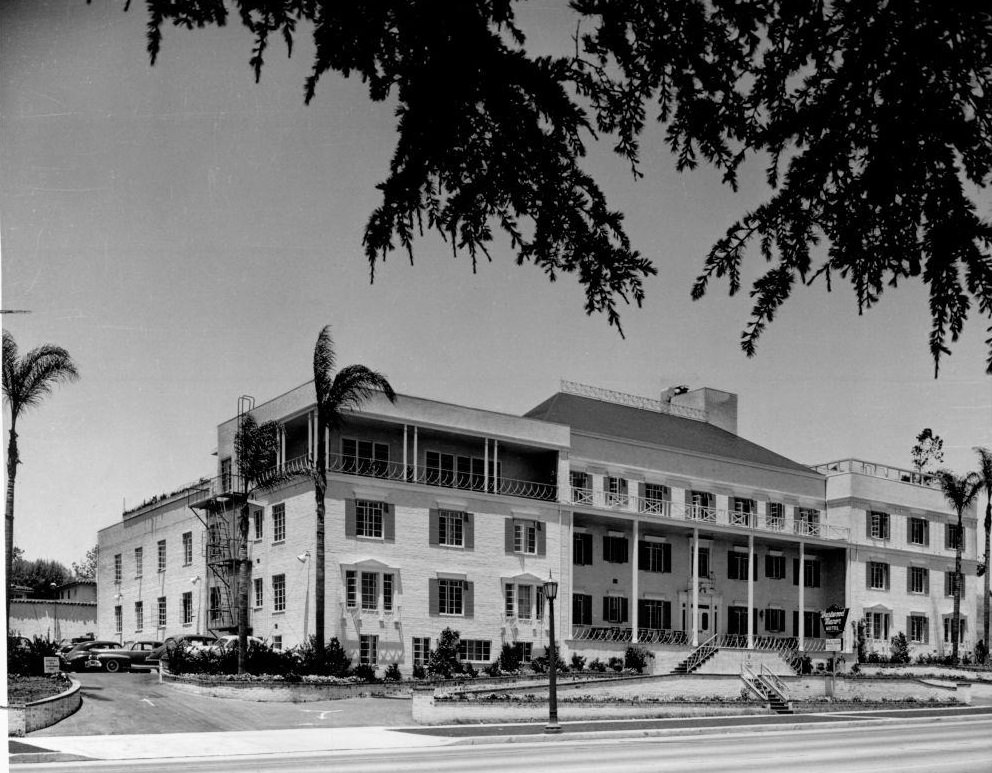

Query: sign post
[820,607,849,696]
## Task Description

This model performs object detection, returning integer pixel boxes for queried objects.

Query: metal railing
[560,380,709,422]
[812,459,940,489]
[681,634,719,672]
[570,626,689,645]
[569,489,849,541]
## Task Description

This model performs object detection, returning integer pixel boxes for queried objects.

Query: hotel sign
[820,607,849,637]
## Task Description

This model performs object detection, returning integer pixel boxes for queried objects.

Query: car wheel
[105,659,121,673]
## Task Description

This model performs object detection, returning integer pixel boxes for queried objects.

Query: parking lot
[32,671,414,737]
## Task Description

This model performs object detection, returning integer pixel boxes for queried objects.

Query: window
[181,591,193,625]
[272,635,283,651]
[412,637,431,666]
[794,610,822,638]
[728,606,759,636]
[641,483,670,514]
[638,539,671,573]
[945,571,965,598]
[504,584,536,619]
[728,550,756,581]
[765,608,786,633]
[603,533,629,563]
[253,510,264,541]
[946,523,964,551]
[944,617,966,644]
[517,585,533,620]
[869,511,890,540]
[345,571,357,608]
[867,561,890,590]
[272,574,286,612]
[158,539,167,572]
[182,532,193,565]
[766,502,785,530]
[573,532,593,565]
[114,605,122,635]
[696,546,711,578]
[254,577,264,608]
[343,438,390,476]
[638,599,671,630]
[688,490,714,518]
[361,572,379,611]
[438,579,464,615]
[731,498,756,526]
[357,500,385,539]
[909,517,929,546]
[515,642,534,663]
[573,593,592,626]
[571,471,592,503]
[272,503,286,543]
[220,457,232,492]
[134,601,143,632]
[795,508,821,536]
[458,640,491,662]
[134,547,143,578]
[514,520,538,554]
[765,554,787,580]
[603,595,629,624]
[866,611,890,640]
[793,557,821,587]
[606,476,628,507]
[209,586,222,622]
[909,566,929,594]
[425,450,493,491]
[360,634,379,665]
[383,573,394,612]
[909,615,929,643]
[438,509,464,547]
[157,596,167,628]
[114,554,122,583]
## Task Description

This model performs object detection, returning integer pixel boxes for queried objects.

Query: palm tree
[975,447,992,663]
[311,326,395,655]
[936,469,980,662]
[232,413,281,674]
[2,331,78,624]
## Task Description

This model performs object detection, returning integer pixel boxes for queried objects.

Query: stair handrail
[682,633,719,673]
[740,662,767,700]
[758,662,789,701]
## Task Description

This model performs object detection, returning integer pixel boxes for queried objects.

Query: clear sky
[2,1,990,568]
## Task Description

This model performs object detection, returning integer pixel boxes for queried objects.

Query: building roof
[525,392,816,475]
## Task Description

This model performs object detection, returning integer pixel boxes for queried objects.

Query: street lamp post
[542,575,561,734]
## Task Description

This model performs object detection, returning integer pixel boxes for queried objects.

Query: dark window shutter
[866,511,872,537]
[638,540,648,570]
[793,558,800,585]
[621,538,629,564]
[924,618,930,644]
[663,543,672,573]
[906,615,912,641]
[685,488,692,507]
[345,499,356,538]
[428,579,439,616]
[463,581,474,618]
[765,555,773,578]
[464,513,474,550]
[383,503,395,543]
[428,509,439,546]
[907,519,912,544]
[924,521,930,546]
[537,522,546,556]
[602,535,610,563]
[753,556,759,581]
[621,597,629,624]
[505,519,514,554]
[602,597,609,621]
[793,610,799,637]
[663,601,671,630]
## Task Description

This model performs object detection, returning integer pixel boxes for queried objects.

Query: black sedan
[85,640,163,672]
[60,640,123,671]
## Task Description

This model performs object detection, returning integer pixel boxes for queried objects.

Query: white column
[631,519,639,644]
[692,528,700,647]
[403,424,408,481]
[412,426,418,482]
[747,533,754,650]
[484,438,489,492]
[279,425,286,467]
[493,440,499,493]
[307,411,313,462]
[799,540,806,652]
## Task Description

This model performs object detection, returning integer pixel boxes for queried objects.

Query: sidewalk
[11,705,992,765]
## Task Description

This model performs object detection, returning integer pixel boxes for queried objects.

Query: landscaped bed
[7,674,72,704]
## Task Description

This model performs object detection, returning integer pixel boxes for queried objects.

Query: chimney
[670,387,739,435]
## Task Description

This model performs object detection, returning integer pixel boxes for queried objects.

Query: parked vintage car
[145,634,217,670]
[85,640,163,672]
[60,640,123,671]
[209,635,264,652]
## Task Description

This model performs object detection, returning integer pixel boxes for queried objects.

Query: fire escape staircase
[741,662,793,714]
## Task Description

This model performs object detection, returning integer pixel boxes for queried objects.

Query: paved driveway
[32,672,413,736]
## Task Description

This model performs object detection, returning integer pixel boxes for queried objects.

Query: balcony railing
[569,489,849,541]
[812,458,940,489]
[270,453,558,502]
[570,626,690,645]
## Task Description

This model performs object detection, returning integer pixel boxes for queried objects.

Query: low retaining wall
[8,679,82,737]
[162,673,411,702]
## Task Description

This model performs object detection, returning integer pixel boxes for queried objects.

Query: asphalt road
[31,671,414,736]
[17,717,992,772]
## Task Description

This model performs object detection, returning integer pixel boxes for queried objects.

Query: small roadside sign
[43,657,60,674]
[825,638,842,652]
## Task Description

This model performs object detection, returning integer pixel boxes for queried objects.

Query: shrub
[570,653,586,672]
[624,646,653,674]
[483,661,501,677]
[498,643,522,673]
[7,635,59,676]
[295,636,352,677]
[890,632,911,664]
[589,658,607,673]
[384,663,402,681]
[463,662,478,678]
[531,648,567,674]
[412,663,427,680]
[426,628,463,678]
[608,656,624,672]
[353,664,378,682]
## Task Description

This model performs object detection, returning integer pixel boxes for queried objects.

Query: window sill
[438,543,464,550]
[272,610,285,616]
[272,540,286,546]
[356,535,385,542]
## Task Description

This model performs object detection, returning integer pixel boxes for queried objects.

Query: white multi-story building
[97,381,979,670]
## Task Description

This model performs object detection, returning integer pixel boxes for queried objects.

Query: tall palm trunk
[5,422,19,624]
[237,503,250,674]
[314,417,326,655]
[984,498,991,663]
